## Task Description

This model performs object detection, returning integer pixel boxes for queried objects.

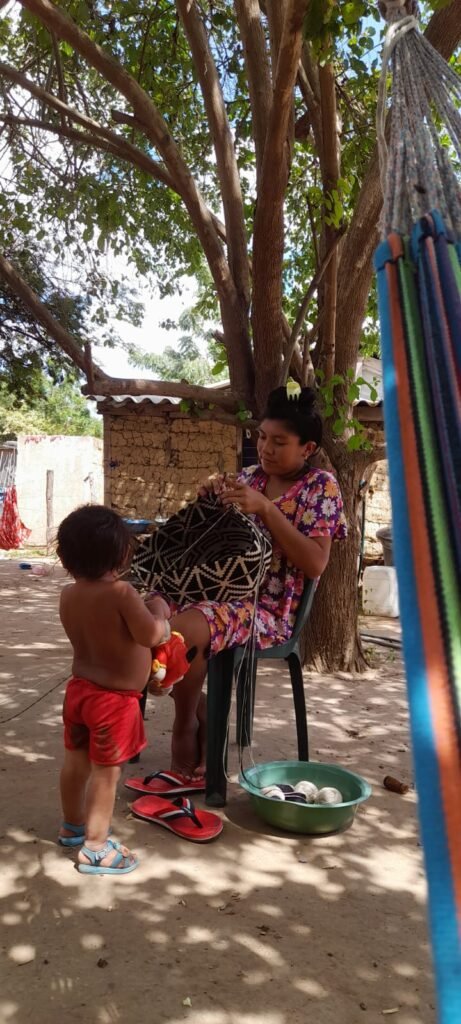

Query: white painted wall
[15,435,103,546]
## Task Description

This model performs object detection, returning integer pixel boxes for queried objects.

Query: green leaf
[347,383,360,403]
[347,433,363,451]
[342,2,365,28]
[333,418,344,435]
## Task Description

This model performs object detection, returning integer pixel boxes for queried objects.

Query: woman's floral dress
[176,465,347,655]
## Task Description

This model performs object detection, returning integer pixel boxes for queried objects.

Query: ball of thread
[315,787,343,805]
[261,785,285,801]
[294,780,319,803]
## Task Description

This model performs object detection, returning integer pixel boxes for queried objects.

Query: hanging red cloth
[0,486,31,549]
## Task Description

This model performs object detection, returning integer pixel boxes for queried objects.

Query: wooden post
[46,469,54,555]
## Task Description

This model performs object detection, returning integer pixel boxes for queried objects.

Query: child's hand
[148,679,173,697]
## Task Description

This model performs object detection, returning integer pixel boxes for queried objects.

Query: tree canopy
[0,376,102,438]
[1,1,459,409]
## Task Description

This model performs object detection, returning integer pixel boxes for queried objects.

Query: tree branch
[81,376,239,412]
[251,0,309,411]
[176,0,250,311]
[298,42,322,153]
[234,0,272,182]
[265,0,286,74]
[0,252,107,383]
[281,226,344,382]
[49,31,67,130]
[318,59,340,380]
[0,112,176,186]
[15,0,254,401]
[0,63,177,191]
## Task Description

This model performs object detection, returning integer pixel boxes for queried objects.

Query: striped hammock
[375,4,461,1020]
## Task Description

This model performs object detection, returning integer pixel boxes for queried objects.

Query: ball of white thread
[315,787,343,805]
[294,781,319,803]
[261,785,286,801]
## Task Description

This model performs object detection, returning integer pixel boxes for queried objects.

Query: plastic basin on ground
[123,518,154,535]
[239,760,371,836]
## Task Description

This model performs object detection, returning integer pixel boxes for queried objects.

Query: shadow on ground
[0,561,434,1024]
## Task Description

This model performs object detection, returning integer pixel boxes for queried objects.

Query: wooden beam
[82,377,240,412]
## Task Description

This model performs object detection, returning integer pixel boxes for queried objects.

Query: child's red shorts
[63,677,147,766]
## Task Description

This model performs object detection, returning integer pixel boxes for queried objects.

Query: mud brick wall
[104,406,240,520]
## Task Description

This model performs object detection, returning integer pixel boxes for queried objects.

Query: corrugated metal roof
[87,358,384,410]
[88,394,181,406]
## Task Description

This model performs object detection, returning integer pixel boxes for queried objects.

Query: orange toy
[150,631,190,690]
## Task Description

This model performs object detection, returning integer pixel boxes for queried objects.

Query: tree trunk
[301,451,367,672]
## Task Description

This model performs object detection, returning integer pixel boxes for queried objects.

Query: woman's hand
[221,483,268,517]
[197,473,237,500]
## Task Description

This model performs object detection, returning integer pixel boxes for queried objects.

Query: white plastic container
[362,565,399,618]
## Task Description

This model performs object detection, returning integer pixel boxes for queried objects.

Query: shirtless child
[56,504,168,875]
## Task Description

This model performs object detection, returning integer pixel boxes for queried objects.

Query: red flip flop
[131,795,223,843]
[125,770,205,797]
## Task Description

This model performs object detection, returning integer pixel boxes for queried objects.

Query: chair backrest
[289,579,317,643]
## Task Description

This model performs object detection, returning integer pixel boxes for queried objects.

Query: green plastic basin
[239,760,371,835]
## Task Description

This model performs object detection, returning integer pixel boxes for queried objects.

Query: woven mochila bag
[131,495,272,604]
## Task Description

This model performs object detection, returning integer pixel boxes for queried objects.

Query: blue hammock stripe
[375,212,461,1024]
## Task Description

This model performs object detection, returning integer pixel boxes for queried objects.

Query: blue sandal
[58,822,85,848]
[78,839,139,875]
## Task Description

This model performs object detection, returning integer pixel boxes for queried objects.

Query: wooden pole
[46,469,54,554]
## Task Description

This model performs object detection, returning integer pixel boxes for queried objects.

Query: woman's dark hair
[262,386,323,447]
[57,504,132,580]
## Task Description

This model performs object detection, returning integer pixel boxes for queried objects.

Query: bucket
[362,565,399,617]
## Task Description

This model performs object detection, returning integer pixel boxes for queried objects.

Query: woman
[147,386,347,784]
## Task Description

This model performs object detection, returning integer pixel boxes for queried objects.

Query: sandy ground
[0,559,435,1024]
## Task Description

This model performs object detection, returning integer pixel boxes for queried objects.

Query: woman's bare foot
[171,717,202,779]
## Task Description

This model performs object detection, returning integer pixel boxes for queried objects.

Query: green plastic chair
[205,580,316,807]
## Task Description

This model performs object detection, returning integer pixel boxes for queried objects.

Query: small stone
[97,958,108,969]
[360,1003,367,1011]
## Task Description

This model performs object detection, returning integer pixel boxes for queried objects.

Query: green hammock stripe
[448,245,461,289]
[397,250,461,703]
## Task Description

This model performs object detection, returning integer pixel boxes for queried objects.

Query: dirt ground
[0,559,434,1024]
